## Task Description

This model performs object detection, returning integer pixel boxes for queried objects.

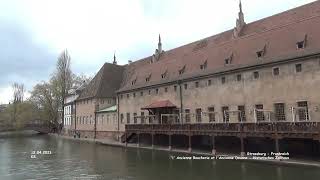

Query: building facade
[72,1,320,157]
[117,1,320,130]
[74,61,124,139]
[63,88,81,136]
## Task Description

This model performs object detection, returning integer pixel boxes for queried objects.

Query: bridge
[0,120,54,134]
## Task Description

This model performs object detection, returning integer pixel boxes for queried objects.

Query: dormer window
[296,34,307,49]
[131,78,137,85]
[145,74,151,82]
[225,58,231,65]
[256,44,266,59]
[161,70,167,79]
[200,60,207,70]
[296,41,305,49]
[179,65,186,75]
[256,51,263,58]
[224,54,233,65]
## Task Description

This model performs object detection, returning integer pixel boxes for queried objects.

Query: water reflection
[0,134,320,180]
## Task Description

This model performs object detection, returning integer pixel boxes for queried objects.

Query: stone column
[240,137,245,156]
[151,133,154,149]
[275,137,280,153]
[168,134,172,151]
[211,135,216,155]
[125,133,127,147]
[188,135,192,152]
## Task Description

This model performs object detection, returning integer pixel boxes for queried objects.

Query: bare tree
[54,49,72,130]
[11,82,25,123]
[12,83,25,103]
[72,73,92,88]
[30,81,59,127]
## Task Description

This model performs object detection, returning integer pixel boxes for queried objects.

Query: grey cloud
[0,21,56,89]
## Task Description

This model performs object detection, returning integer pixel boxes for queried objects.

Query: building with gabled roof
[74,1,320,157]
[114,1,320,155]
[74,62,124,138]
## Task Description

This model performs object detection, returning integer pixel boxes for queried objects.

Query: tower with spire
[113,52,117,65]
[234,0,246,38]
[158,34,162,53]
[151,34,164,63]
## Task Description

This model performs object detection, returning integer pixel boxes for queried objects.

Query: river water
[0,133,320,180]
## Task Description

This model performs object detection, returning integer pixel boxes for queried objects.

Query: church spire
[158,34,162,53]
[113,52,117,64]
[234,0,246,38]
[238,0,245,25]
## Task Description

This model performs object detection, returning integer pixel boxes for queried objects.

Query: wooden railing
[125,121,320,137]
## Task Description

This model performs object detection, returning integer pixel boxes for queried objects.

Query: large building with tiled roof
[117,0,320,130]
[114,1,320,155]
[72,1,320,157]
[74,60,124,138]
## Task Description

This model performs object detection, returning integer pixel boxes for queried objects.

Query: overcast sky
[0,0,315,104]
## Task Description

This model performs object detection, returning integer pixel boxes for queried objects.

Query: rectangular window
[237,74,242,81]
[221,77,226,84]
[185,109,191,123]
[120,114,124,124]
[126,113,130,124]
[184,84,188,90]
[133,113,137,124]
[255,104,265,121]
[295,64,302,73]
[148,90,151,95]
[296,41,305,49]
[238,105,246,122]
[174,85,177,92]
[274,103,286,121]
[141,112,145,124]
[297,101,309,121]
[140,91,143,96]
[253,71,259,79]
[156,89,159,94]
[127,94,130,98]
[273,67,280,76]
[225,58,231,65]
[208,107,215,122]
[196,108,202,122]
[120,94,123,99]
[133,93,136,98]
[164,87,168,92]
[208,79,211,86]
[195,82,199,88]
[256,51,264,58]
[222,106,229,122]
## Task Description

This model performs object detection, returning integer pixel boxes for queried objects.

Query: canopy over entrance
[141,100,177,110]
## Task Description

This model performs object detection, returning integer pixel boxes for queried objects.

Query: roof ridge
[202,13,320,51]
[127,1,319,65]
[95,64,106,97]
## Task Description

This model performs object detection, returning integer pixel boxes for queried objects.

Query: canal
[0,133,320,180]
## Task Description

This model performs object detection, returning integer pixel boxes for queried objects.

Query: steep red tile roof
[141,100,177,110]
[78,63,125,100]
[118,1,320,93]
